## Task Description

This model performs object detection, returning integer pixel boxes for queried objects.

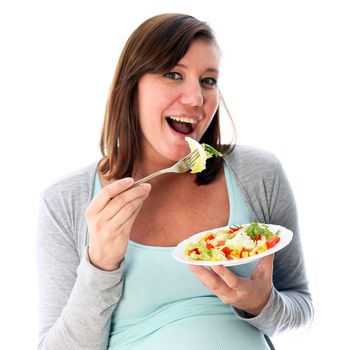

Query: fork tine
[134,150,202,185]
[185,150,200,167]
[190,150,200,162]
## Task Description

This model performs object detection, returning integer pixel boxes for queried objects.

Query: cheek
[138,94,157,133]
[197,94,219,136]
[138,89,171,122]
[199,114,215,138]
[137,78,156,122]
[205,92,220,119]
[212,90,220,110]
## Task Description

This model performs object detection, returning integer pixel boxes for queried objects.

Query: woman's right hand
[85,177,151,271]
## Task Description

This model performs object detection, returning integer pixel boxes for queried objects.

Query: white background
[1,0,349,349]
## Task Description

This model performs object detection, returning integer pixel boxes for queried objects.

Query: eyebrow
[175,63,219,73]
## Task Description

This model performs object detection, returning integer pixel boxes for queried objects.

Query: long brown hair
[98,13,235,184]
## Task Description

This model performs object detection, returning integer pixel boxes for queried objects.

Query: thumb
[252,254,274,279]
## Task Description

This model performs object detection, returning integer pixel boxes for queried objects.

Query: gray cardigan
[37,145,313,350]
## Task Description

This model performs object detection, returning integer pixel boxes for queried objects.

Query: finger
[108,194,148,230]
[210,265,241,289]
[252,254,274,280]
[86,177,134,215]
[188,265,232,296]
[117,201,145,239]
[101,183,151,221]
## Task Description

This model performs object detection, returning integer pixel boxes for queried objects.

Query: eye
[164,72,182,80]
[201,77,217,87]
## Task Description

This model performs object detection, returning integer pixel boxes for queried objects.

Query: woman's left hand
[188,254,274,316]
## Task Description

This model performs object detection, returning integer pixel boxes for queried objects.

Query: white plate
[172,224,293,266]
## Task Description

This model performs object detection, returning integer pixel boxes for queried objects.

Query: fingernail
[188,264,196,271]
[123,177,134,184]
[141,183,151,191]
[211,265,224,275]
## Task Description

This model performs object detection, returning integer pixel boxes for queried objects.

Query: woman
[37,13,313,350]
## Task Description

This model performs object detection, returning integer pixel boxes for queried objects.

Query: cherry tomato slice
[266,236,281,249]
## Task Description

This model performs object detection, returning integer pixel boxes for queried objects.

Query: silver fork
[133,150,200,186]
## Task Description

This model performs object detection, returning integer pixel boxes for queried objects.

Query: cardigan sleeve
[36,182,125,350]
[226,147,314,336]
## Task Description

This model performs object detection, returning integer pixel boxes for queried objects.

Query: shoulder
[41,162,98,206]
[223,145,294,225]
[224,144,281,177]
[37,163,98,261]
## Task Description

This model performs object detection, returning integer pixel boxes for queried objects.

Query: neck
[133,149,177,180]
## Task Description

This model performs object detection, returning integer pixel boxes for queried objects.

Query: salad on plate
[185,222,280,261]
[172,222,293,266]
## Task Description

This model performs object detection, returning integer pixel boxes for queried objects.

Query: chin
[166,152,185,162]
[162,148,187,162]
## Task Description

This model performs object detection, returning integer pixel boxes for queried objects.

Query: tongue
[168,119,192,134]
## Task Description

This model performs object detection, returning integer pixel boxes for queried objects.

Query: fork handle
[133,168,172,186]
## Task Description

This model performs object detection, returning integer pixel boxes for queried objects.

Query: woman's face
[137,39,220,164]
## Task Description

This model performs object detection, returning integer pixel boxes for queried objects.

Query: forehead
[177,39,221,69]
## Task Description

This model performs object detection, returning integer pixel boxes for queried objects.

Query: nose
[179,81,204,107]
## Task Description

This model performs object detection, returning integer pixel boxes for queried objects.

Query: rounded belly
[108,313,270,350]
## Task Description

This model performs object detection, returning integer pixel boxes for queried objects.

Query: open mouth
[166,116,197,135]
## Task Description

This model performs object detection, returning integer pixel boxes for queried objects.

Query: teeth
[167,116,197,124]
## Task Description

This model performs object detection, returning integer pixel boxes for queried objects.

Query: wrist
[243,288,272,316]
[87,247,122,271]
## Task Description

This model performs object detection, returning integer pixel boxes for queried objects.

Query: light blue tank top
[93,162,269,350]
